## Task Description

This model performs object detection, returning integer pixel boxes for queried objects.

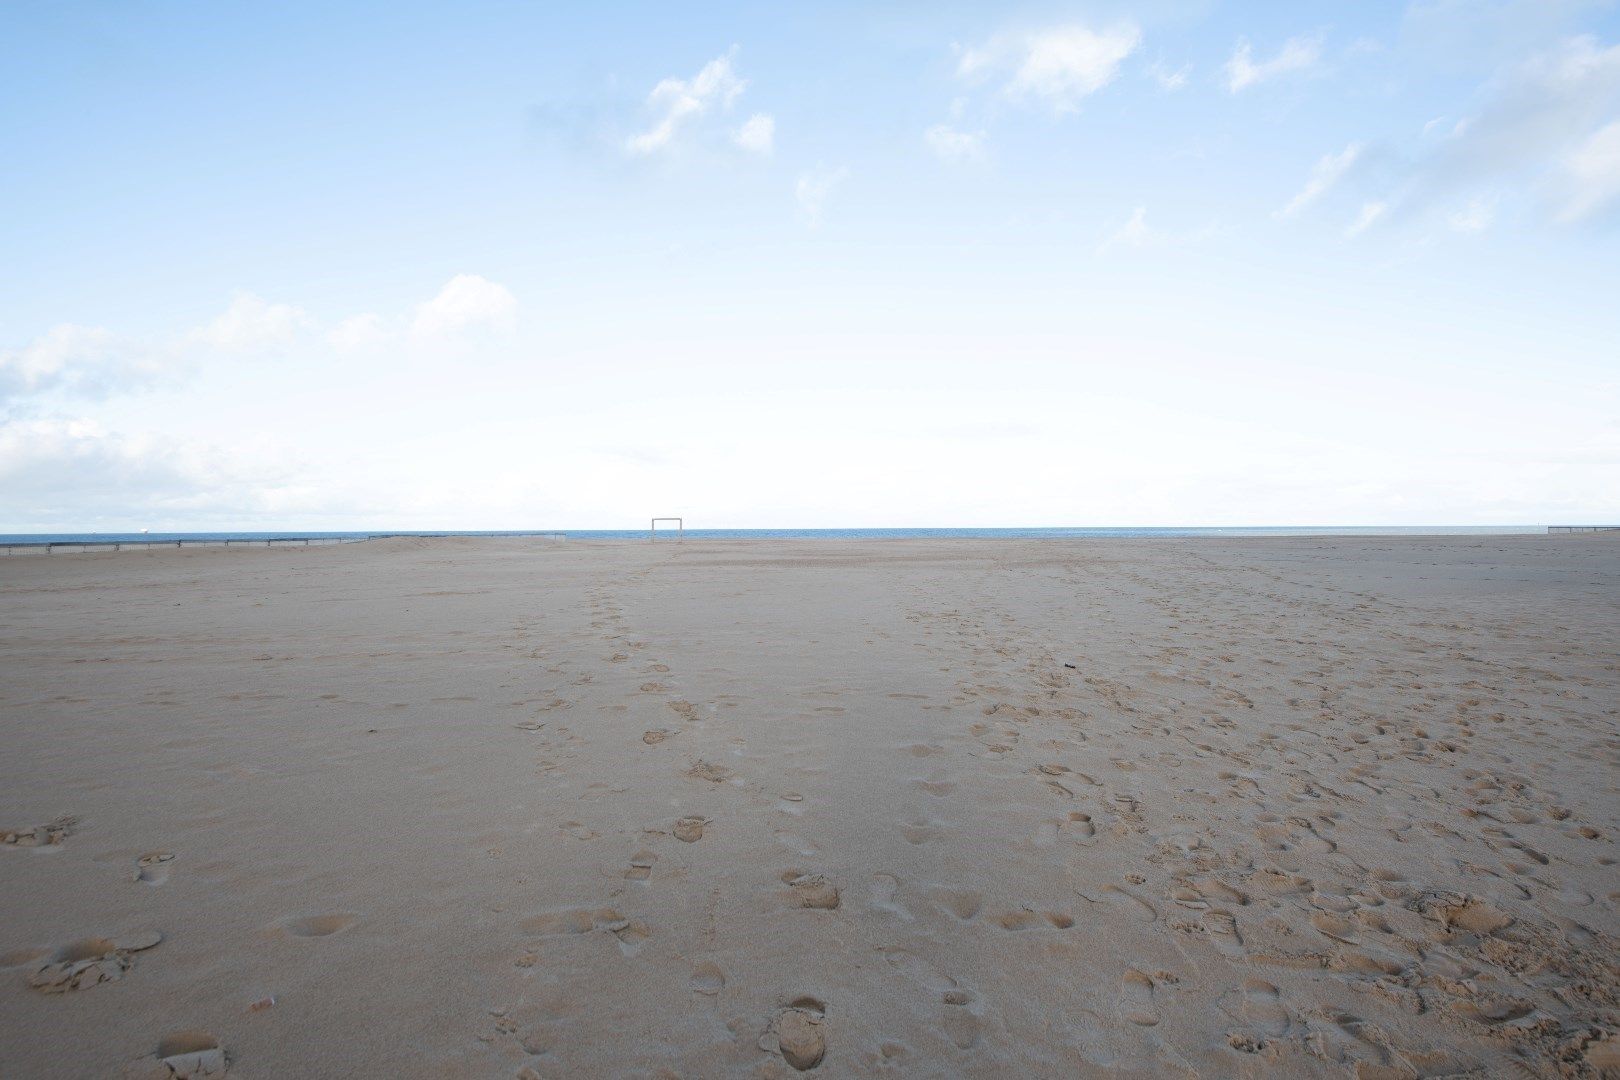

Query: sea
[0,526,1550,547]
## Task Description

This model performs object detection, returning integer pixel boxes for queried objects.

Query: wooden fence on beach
[0,533,568,555]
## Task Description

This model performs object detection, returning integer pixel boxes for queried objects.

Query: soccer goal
[650,517,683,541]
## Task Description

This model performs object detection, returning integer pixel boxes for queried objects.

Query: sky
[2,0,1618,531]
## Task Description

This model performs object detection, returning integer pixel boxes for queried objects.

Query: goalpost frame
[650,517,683,541]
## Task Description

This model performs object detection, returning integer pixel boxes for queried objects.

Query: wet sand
[1,535,1617,1077]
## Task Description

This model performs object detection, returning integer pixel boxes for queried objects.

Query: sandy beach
[1,535,1617,1078]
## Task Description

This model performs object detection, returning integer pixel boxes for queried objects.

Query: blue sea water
[0,526,1550,547]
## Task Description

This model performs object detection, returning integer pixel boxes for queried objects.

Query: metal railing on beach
[0,532,569,555]
[1548,526,1620,534]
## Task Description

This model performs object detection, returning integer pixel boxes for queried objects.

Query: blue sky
[2,1,1617,530]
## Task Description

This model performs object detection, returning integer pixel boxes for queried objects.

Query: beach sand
[1,535,1617,1078]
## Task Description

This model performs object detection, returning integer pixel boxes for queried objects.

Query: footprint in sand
[1119,969,1159,1027]
[1581,1032,1620,1073]
[673,816,707,843]
[899,818,948,845]
[868,874,911,920]
[880,948,958,993]
[1310,890,1357,914]
[761,998,827,1071]
[519,907,650,955]
[1033,812,1098,847]
[882,950,983,1050]
[1250,868,1311,895]
[3,815,78,849]
[1310,912,1359,944]
[134,852,175,885]
[520,907,626,936]
[941,1000,982,1050]
[1241,979,1291,1037]
[1446,994,1534,1025]
[775,831,819,857]
[1435,896,1513,937]
[1192,877,1247,906]
[782,871,841,910]
[1554,915,1596,946]
[1307,1011,1394,1071]
[625,851,658,881]
[608,919,651,956]
[687,760,732,784]
[992,909,1074,931]
[1094,883,1157,923]
[278,914,357,938]
[29,931,163,993]
[1201,910,1245,957]
[933,888,982,921]
[689,962,726,996]
[125,1031,228,1079]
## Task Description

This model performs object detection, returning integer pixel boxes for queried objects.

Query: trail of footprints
[511,570,1122,1071]
[502,572,852,1072]
[897,553,1620,1074]
[2,803,380,1076]
[22,547,1607,1075]
[509,568,1354,1071]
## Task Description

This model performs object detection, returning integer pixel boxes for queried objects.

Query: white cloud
[0,418,180,500]
[0,416,311,528]
[958,23,1141,112]
[1269,35,1620,232]
[625,49,747,156]
[6,290,318,406]
[1095,208,1230,253]
[1558,118,1620,219]
[1278,142,1365,218]
[188,292,309,351]
[1098,206,1158,252]
[411,275,517,339]
[1401,0,1612,72]
[0,324,167,401]
[328,313,390,353]
[1446,35,1620,165]
[7,276,519,406]
[1449,194,1498,231]
[1,274,529,526]
[732,112,775,155]
[1224,35,1324,93]
[924,124,985,162]
[1346,199,1389,236]
[1147,58,1190,92]
[795,166,849,227]
[1404,35,1620,221]
[2,324,113,395]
